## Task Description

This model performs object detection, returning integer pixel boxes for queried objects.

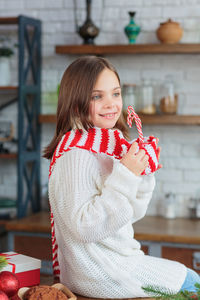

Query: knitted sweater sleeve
[131,174,156,223]
[50,148,150,243]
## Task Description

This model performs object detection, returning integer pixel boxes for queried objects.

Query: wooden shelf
[39,114,200,125]
[39,114,56,123]
[0,17,18,25]
[139,114,200,125]
[0,153,17,159]
[55,43,200,55]
[0,86,18,90]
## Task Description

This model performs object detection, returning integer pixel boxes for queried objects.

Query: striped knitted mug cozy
[127,105,159,175]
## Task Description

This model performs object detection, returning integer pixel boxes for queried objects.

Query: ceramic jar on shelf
[156,18,183,44]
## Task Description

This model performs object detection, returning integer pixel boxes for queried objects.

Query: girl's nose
[104,95,115,108]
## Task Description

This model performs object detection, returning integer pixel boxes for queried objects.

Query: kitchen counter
[2,212,200,244]
[3,211,51,233]
[1,213,200,274]
[134,216,200,245]
[134,216,200,273]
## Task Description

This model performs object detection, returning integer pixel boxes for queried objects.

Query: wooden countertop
[2,211,51,233]
[2,212,200,244]
[134,216,200,244]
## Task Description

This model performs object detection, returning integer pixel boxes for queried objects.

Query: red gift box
[0,252,41,288]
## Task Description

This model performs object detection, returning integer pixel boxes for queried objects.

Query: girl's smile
[99,112,117,119]
[89,68,122,129]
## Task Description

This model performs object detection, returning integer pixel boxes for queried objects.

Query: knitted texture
[49,127,159,177]
[49,127,158,278]
[48,148,187,298]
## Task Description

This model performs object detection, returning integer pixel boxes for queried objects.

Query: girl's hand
[120,142,149,176]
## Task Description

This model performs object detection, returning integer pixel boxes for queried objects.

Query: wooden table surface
[39,274,152,300]
[2,212,200,244]
[76,296,152,300]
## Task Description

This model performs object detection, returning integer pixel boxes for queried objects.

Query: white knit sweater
[49,148,187,298]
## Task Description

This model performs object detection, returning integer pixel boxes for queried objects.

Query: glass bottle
[122,84,136,110]
[139,79,156,114]
[152,79,161,114]
[162,193,177,219]
[160,75,178,114]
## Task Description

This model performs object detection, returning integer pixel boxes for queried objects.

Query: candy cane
[127,106,144,144]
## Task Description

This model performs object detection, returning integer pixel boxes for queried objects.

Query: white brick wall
[0,0,200,217]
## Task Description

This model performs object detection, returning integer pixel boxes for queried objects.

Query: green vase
[124,11,140,44]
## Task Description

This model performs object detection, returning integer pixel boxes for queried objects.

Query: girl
[44,56,199,298]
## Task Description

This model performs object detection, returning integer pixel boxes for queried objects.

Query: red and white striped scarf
[49,127,159,280]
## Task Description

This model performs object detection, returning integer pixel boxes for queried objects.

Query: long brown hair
[43,56,129,159]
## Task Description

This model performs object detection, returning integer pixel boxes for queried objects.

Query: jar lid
[160,18,180,26]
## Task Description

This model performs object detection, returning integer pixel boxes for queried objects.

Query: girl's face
[89,68,122,129]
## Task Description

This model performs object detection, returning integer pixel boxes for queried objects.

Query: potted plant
[0,36,15,86]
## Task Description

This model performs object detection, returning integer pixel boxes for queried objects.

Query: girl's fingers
[129,142,139,155]
[137,149,146,160]
[141,154,149,163]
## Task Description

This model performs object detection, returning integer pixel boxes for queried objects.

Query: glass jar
[161,193,177,219]
[188,198,200,219]
[160,75,178,114]
[122,84,136,110]
[152,79,161,113]
[139,79,156,114]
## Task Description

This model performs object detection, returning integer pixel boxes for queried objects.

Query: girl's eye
[92,94,101,100]
[113,92,120,97]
